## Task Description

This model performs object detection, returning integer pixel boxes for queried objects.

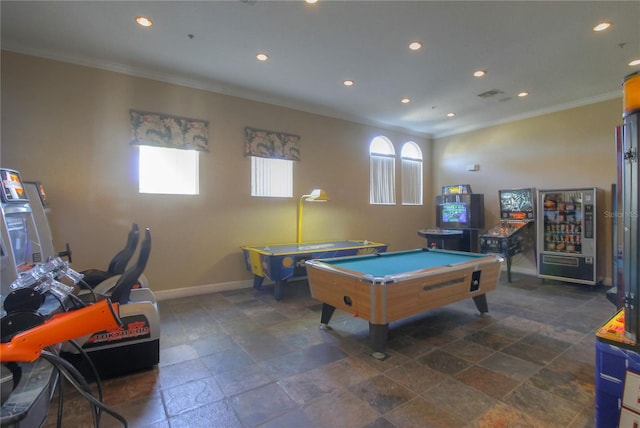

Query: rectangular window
[139,146,199,195]
[370,154,396,205]
[401,158,423,205]
[251,157,293,197]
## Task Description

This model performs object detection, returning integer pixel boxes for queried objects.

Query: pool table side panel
[308,260,502,325]
[383,261,501,322]
[306,267,374,319]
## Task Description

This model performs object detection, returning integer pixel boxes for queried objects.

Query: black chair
[109,228,151,305]
[79,223,139,289]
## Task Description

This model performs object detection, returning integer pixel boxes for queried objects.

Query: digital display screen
[509,212,527,220]
[1,169,28,203]
[442,202,468,224]
[5,215,31,267]
[499,189,533,212]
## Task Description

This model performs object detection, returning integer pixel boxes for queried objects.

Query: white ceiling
[2,1,639,138]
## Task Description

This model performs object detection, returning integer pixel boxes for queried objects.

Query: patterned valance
[130,110,209,151]
[244,127,301,161]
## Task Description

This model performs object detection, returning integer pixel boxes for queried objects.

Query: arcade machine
[20,178,158,379]
[0,168,69,427]
[2,169,160,379]
[595,71,640,427]
[0,168,159,426]
[22,181,56,262]
[1,256,124,427]
[60,227,161,380]
[479,188,536,282]
[417,184,484,252]
[23,180,72,263]
[0,169,47,290]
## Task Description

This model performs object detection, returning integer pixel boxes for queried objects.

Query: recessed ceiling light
[473,70,486,78]
[518,91,529,97]
[447,112,456,118]
[256,53,269,61]
[401,98,411,104]
[629,59,640,66]
[305,0,318,4]
[408,41,422,51]
[593,21,612,32]
[343,80,355,87]
[135,16,153,28]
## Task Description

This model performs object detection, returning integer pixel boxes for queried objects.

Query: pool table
[241,240,387,300]
[305,248,503,359]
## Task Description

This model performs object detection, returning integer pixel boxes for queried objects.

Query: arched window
[369,136,396,205]
[401,141,423,205]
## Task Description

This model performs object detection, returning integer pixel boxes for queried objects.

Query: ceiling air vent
[477,89,504,98]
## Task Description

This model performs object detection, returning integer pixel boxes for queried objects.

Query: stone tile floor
[44,272,616,427]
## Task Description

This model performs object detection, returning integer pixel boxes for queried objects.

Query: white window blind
[401,142,423,205]
[251,156,293,197]
[369,136,396,205]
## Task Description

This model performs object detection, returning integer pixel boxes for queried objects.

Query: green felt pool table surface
[317,248,492,278]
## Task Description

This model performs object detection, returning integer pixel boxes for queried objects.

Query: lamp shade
[305,189,330,201]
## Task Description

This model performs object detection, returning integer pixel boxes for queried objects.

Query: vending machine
[537,187,600,285]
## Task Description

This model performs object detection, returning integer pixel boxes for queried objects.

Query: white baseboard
[154,266,612,301]
[154,279,254,301]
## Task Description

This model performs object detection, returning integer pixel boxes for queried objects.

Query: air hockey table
[241,240,387,300]
[305,248,503,358]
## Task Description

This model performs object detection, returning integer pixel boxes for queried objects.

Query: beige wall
[433,99,622,284]
[1,51,622,293]
[1,51,433,295]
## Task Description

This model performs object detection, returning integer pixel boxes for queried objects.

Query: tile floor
[44,272,616,428]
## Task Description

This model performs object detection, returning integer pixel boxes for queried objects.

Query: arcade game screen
[500,188,534,220]
[1,169,28,202]
[4,215,31,268]
[442,202,468,224]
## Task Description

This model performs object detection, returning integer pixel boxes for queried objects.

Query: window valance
[244,127,301,161]
[130,110,209,151]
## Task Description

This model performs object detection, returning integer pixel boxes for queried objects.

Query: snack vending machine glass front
[537,188,599,285]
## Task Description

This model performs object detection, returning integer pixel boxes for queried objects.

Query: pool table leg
[319,303,336,330]
[472,294,489,316]
[369,323,389,360]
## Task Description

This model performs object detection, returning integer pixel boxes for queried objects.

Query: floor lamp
[297,189,329,244]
